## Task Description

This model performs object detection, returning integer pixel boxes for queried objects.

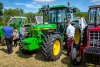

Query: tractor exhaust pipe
[41,6,46,24]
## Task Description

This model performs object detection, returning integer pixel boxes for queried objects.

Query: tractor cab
[41,2,76,35]
[88,5,100,28]
[8,16,28,27]
[49,5,73,34]
[8,16,29,33]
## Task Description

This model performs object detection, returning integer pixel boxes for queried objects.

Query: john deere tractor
[0,16,28,45]
[19,2,81,61]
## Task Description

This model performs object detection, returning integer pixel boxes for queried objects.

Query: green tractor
[19,2,81,61]
[0,16,28,46]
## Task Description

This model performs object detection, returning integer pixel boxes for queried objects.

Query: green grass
[0,45,99,67]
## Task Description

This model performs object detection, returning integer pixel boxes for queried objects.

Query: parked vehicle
[70,5,100,65]
[0,16,28,45]
[19,2,82,61]
[72,17,87,32]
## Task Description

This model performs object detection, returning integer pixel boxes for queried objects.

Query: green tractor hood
[22,23,57,50]
[32,24,57,30]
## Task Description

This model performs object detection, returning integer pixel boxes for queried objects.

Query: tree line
[0,2,88,25]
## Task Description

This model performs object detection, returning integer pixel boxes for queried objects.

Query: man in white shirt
[66,20,75,56]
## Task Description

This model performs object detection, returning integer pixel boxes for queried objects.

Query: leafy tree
[74,8,88,19]
[4,8,24,22]
[24,12,35,23]
[0,2,3,25]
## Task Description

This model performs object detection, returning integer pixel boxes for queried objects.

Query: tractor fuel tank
[84,47,100,64]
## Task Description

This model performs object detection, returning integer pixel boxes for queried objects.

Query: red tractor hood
[89,26,100,30]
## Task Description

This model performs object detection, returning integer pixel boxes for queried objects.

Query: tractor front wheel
[70,48,82,65]
[74,26,81,46]
[42,34,63,61]
[19,38,27,54]
[1,37,6,46]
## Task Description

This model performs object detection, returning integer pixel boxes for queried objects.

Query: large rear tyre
[70,48,82,65]
[42,34,63,61]
[82,26,87,45]
[1,37,6,46]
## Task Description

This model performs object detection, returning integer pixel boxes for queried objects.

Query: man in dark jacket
[2,23,13,54]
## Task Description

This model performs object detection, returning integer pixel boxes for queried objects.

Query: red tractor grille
[89,31,100,47]
[84,47,100,64]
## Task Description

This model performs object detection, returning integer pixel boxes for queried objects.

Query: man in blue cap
[2,23,13,54]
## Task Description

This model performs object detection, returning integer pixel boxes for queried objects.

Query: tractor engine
[84,28,100,64]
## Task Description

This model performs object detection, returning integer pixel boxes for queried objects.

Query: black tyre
[42,34,63,61]
[19,38,28,54]
[70,48,82,65]
[82,26,87,45]
[1,37,6,46]
[74,25,81,46]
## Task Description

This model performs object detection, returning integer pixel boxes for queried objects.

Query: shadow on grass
[15,49,37,59]
[0,48,8,54]
[61,56,100,67]
[34,49,46,62]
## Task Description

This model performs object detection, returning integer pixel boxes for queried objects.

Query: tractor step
[84,47,100,64]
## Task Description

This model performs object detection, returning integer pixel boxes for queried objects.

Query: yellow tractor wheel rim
[74,30,80,45]
[53,40,60,56]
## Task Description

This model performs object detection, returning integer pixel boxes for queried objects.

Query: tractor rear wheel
[74,26,81,46]
[1,37,6,46]
[42,34,63,61]
[70,48,82,65]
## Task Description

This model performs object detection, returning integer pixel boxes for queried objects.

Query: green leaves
[24,12,35,23]
[74,8,88,19]
[3,8,24,22]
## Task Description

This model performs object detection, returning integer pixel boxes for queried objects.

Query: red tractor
[70,5,100,65]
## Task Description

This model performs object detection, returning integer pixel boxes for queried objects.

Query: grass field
[0,45,100,67]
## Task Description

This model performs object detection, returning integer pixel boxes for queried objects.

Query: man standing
[20,24,26,38]
[2,23,13,54]
[66,20,75,56]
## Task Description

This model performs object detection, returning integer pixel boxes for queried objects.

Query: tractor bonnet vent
[85,47,100,64]
[85,47,100,54]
